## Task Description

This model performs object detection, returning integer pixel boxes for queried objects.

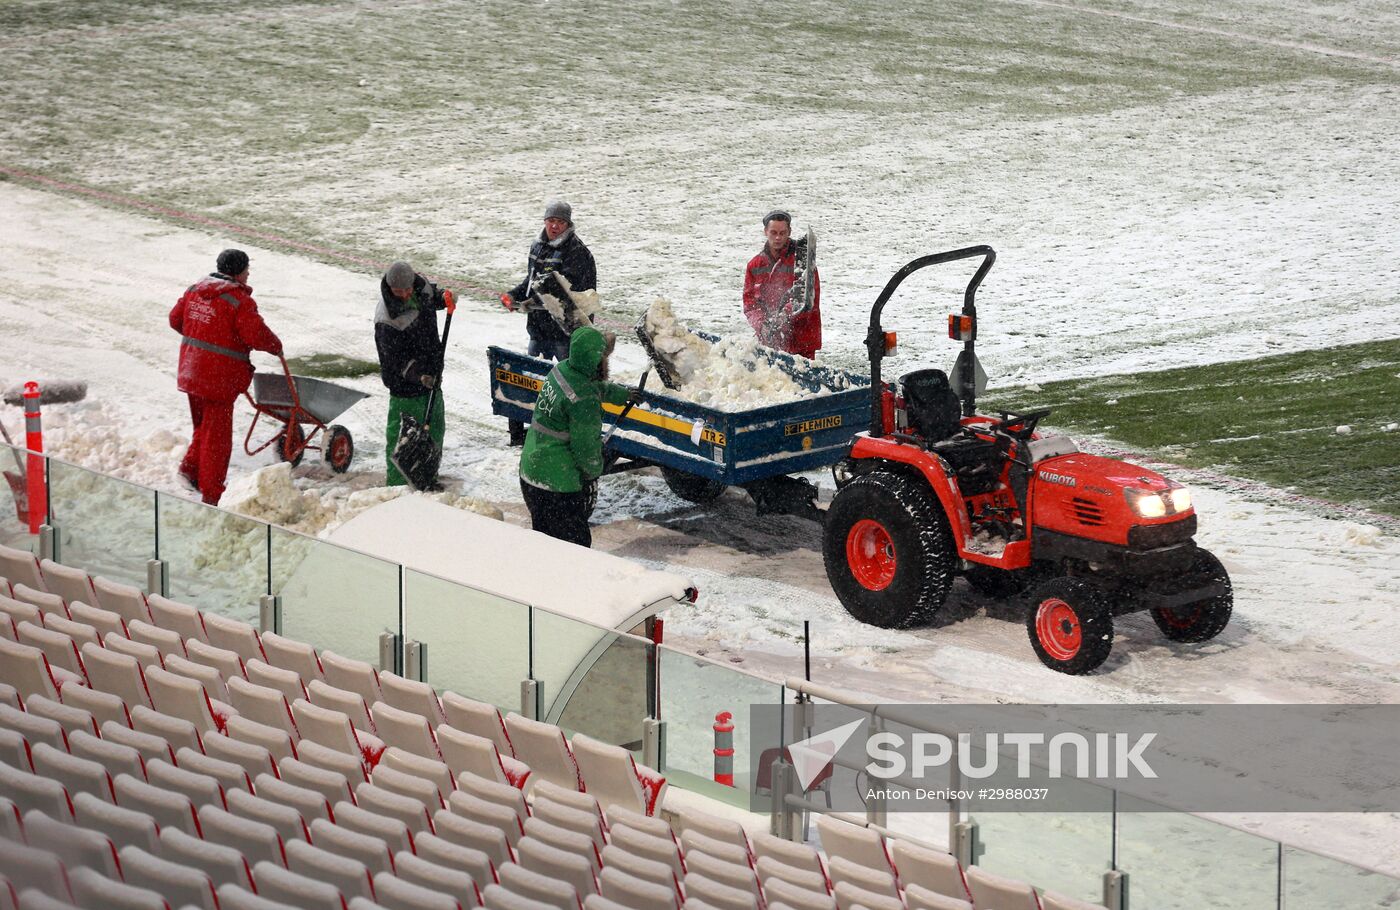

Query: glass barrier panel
[533,607,651,752]
[48,458,155,589]
[156,492,267,621]
[970,760,1113,903]
[1284,845,1400,910]
[404,570,529,713]
[270,528,399,669]
[1118,795,1278,910]
[657,647,784,807]
[0,444,38,552]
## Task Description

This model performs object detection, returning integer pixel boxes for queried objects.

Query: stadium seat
[21,808,121,878]
[69,867,167,910]
[162,654,228,702]
[519,837,599,899]
[254,773,334,827]
[23,695,97,740]
[1039,892,1106,910]
[432,810,514,869]
[118,845,219,910]
[681,809,752,858]
[82,641,155,708]
[184,639,245,685]
[394,850,482,907]
[903,883,973,910]
[0,597,42,631]
[356,781,435,835]
[252,861,347,910]
[0,638,76,700]
[308,818,396,877]
[113,772,200,836]
[57,683,129,729]
[227,678,300,739]
[828,857,899,900]
[371,701,442,761]
[40,615,100,651]
[285,839,375,901]
[521,817,599,874]
[457,774,528,831]
[259,632,323,682]
[227,788,310,843]
[158,826,256,891]
[69,729,144,780]
[29,742,114,803]
[606,825,683,880]
[414,834,496,892]
[756,857,829,897]
[100,720,175,766]
[280,755,357,806]
[226,715,298,765]
[14,626,84,680]
[145,595,206,644]
[71,791,159,853]
[215,883,299,910]
[832,879,903,910]
[0,837,70,902]
[378,674,447,727]
[126,620,186,661]
[890,840,969,901]
[597,844,676,895]
[197,804,287,868]
[814,815,891,876]
[687,851,763,903]
[448,790,524,846]
[144,665,232,734]
[10,586,65,621]
[334,801,415,855]
[503,714,582,793]
[246,660,307,704]
[201,615,265,665]
[497,862,581,909]
[128,704,202,753]
[754,833,828,884]
[964,866,1041,910]
[598,866,680,910]
[439,693,515,757]
[373,873,461,910]
[203,731,279,780]
[0,761,72,821]
[0,703,67,752]
[308,679,375,733]
[299,740,372,782]
[89,577,152,626]
[66,602,126,642]
[293,699,384,770]
[319,651,383,707]
[438,727,528,789]
[379,747,454,803]
[762,878,837,910]
[0,546,45,593]
[37,561,93,610]
[146,757,226,809]
[480,884,557,910]
[372,762,447,811]
[681,829,752,869]
[0,731,28,773]
[569,734,666,817]
[530,798,604,856]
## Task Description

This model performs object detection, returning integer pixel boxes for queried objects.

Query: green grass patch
[286,353,378,380]
[984,339,1400,517]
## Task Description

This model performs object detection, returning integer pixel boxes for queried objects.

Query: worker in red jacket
[742,210,821,359]
[169,249,283,505]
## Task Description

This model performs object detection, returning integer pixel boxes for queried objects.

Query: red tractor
[822,246,1231,674]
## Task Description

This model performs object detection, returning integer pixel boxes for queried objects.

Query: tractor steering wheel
[989,408,1053,441]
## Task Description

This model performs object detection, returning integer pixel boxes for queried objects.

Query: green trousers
[385,392,445,486]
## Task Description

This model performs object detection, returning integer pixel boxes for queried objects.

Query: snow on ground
[2,0,1399,879]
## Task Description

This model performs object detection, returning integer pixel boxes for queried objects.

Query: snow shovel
[2,381,88,407]
[0,420,29,522]
[633,314,683,390]
[390,311,453,491]
[598,370,650,493]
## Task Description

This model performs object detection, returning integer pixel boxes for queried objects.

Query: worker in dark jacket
[519,326,634,547]
[375,260,455,487]
[501,200,597,362]
[170,249,283,506]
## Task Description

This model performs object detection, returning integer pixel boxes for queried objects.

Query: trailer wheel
[1150,548,1232,643]
[279,422,305,468]
[823,471,955,628]
[660,466,727,505]
[1027,577,1113,674]
[326,425,354,473]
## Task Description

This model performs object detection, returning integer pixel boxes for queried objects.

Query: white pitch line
[1006,0,1400,69]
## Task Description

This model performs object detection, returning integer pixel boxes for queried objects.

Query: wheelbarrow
[244,356,369,473]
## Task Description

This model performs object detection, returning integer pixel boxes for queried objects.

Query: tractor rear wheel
[1027,577,1114,674]
[660,466,727,504]
[823,471,955,629]
[1150,547,1232,643]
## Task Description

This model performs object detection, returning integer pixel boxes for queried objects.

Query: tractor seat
[901,369,962,442]
[1027,434,1079,462]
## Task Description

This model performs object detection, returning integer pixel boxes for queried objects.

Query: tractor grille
[1129,514,1198,549]
[1070,497,1106,526]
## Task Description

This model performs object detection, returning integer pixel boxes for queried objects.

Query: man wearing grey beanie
[501,199,597,361]
[375,260,456,487]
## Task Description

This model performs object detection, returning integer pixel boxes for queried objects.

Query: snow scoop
[389,311,453,492]
[529,272,586,335]
[789,228,817,315]
[602,370,649,471]
[0,420,29,522]
[633,313,683,390]
[2,381,88,407]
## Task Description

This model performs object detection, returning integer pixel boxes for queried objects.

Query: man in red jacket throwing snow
[169,249,284,505]
[742,210,821,359]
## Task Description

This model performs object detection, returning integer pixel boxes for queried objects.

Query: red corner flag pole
[23,382,46,534]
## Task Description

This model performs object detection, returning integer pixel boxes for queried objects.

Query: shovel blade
[3,470,29,522]
[390,414,442,491]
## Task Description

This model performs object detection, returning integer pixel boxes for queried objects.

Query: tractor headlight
[1169,487,1192,513]
[1125,488,1168,519]
[1125,485,1192,518]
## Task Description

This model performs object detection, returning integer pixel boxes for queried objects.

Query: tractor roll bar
[865,245,995,435]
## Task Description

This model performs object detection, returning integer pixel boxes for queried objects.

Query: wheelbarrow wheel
[279,421,305,467]
[326,425,354,474]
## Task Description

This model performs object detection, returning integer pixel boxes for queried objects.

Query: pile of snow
[6,401,190,490]
[224,462,503,538]
[642,298,822,411]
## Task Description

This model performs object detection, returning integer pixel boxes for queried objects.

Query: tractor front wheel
[1027,577,1114,675]
[1150,548,1232,643]
[823,471,955,629]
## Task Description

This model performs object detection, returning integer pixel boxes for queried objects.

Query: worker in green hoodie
[519,325,635,547]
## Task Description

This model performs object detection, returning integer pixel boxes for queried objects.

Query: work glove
[500,293,517,312]
[420,374,436,389]
[443,289,456,314]
[626,388,644,407]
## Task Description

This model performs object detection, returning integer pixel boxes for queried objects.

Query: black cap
[762,210,792,227]
[216,249,250,277]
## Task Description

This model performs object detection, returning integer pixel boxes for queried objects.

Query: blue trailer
[488,340,873,519]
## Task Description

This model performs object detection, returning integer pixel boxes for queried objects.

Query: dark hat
[543,200,573,224]
[762,210,792,227]
[385,261,416,291]
[216,249,250,276]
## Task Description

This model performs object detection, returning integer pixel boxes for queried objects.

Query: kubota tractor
[822,246,1231,674]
